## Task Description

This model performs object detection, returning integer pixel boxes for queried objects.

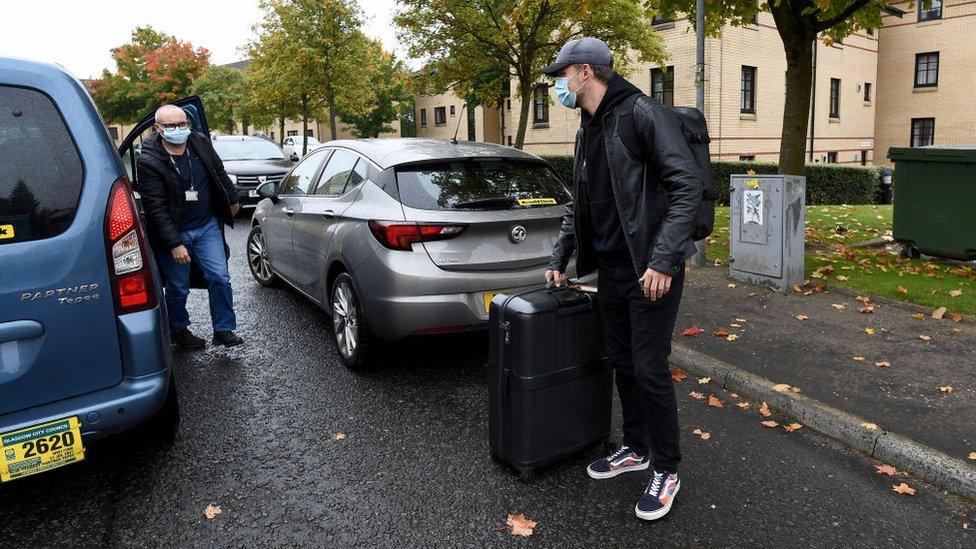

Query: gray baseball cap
[539,37,614,76]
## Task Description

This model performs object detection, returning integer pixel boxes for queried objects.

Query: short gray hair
[154,104,186,124]
[586,64,614,84]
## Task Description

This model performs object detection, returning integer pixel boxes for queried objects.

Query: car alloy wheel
[247,226,277,286]
[332,280,359,359]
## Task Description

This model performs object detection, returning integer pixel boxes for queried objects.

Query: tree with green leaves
[653,0,896,174]
[395,0,668,149]
[250,0,374,151]
[335,38,410,138]
[91,26,210,124]
[191,65,246,134]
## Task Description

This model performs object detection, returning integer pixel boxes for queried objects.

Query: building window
[506,98,511,111]
[107,126,119,140]
[911,118,935,147]
[914,52,939,88]
[650,66,674,107]
[507,135,512,146]
[287,130,298,136]
[420,109,427,126]
[533,84,549,123]
[918,0,942,21]
[860,150,868,166]
[864,82,872,102]
[740,66,756,114]
[739,155,756,161]
[305,129,314,137]
[826,152,838,163]
[652,15,674,25]
[434,107,447,125]
[829,78,841,118]
[450,105,456,116]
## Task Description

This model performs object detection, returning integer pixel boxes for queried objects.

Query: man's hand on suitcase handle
[545,269,568,287]
[639,268,672,301]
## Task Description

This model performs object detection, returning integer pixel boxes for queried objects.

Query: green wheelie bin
[887,144,976,261]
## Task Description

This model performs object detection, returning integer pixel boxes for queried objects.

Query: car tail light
[368,221,466,251]
[105,176,157,314]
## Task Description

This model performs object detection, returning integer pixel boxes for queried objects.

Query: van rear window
[0,86,83,245]
[395,159,570,211]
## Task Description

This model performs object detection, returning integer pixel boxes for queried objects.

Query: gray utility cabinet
[728,174,805,293]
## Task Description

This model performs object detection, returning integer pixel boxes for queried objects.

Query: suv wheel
[330,273,375,370]
[247,225,279,286]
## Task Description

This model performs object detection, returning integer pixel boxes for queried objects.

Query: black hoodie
[579,73,642,263]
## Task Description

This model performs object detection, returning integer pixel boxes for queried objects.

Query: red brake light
[368,221,466,251]
[105,176,157,314]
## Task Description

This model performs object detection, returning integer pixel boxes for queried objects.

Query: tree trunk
[278,115,285,146]
[301,93,310,156]
[777,31,815,175]
[241,114,250,135]
[328,93,338,141]
[514,82,532,150]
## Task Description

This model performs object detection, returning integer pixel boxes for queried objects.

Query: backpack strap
[616,93,646,161]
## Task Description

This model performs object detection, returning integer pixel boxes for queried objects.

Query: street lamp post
[690,0,708,267]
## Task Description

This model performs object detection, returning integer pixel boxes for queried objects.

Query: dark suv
[211,135,293,208]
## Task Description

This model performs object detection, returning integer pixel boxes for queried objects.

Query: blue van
[0,58,188,482]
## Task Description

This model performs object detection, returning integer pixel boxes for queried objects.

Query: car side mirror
[257,181,278,203]
[290,152,299,162]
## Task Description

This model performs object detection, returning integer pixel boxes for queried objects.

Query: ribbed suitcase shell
[488,287,611,479]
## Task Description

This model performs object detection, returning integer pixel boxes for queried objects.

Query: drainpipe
[808,37,818,162]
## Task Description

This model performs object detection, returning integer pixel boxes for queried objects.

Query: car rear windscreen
[395,160,570,211]
[0,86,84,245]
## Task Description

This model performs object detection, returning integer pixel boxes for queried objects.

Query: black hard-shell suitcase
[488,285,612,480]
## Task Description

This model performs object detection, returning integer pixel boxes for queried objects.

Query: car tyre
[247,225,280,287]
[330,272,375,371]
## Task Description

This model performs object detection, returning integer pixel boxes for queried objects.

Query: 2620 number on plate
[0,417,85,482]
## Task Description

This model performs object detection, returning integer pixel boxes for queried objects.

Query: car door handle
[322,210,336,219]
[282,207,295,216]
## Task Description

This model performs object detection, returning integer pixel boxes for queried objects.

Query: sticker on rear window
[517,198,557,207]
[0,225,14,240]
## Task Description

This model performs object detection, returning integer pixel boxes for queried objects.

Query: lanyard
[169,151,194,191]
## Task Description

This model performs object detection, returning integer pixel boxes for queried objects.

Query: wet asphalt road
[1,223,973,548]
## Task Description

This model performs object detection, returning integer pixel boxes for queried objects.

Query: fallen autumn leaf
[892,483,916,496]
[875,464,897,476]
[783,423,803,432]
[332,432,347,441]
[759,402,772,417]
[714,328,730,337]
[203,504,222,520]
[698,377,711,384]
[918,335,932,341]
[506,514,537,537]
[853,356,866,362]
[761,420,779,428]
[689,391,705,400]
[671,369,687,382]
[875,361,891,368]
[772,383,792,393]
[795,314,809,321]
[932,307,947,320]
[939,386,955,393]
[736,402,751,410]
[681,326,702,337]
[708,395,724,408]
[861,422,879,431]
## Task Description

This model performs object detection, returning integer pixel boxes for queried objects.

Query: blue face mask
[160,126,191,144]
[554,68,587,109]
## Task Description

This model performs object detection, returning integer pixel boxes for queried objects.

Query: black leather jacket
[136,132,240,250]
[549,94,703,278]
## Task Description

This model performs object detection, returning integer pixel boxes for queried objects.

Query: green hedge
[539,156,884,205]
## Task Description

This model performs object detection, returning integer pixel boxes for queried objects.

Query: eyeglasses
[158,122,189,130]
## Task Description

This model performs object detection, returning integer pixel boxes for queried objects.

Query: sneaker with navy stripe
[586,446,649,479]
[635,469,681,521]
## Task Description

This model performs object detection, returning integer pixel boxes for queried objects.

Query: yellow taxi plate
[483,292,498,313]
[1,417,85,482]
[517,197,557,207]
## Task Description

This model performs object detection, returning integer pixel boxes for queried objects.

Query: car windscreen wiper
[452,197,518,209]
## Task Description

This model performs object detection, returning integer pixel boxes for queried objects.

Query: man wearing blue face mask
[137,104,243,349]
[542,37,703,521]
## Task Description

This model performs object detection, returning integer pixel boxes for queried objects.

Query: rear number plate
[0,417,85,482]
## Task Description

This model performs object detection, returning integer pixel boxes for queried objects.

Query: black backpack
[617,94,716,241]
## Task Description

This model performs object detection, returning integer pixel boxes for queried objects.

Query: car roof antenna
[451,103,467,144]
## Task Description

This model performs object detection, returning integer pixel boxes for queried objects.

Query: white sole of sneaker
[635,481,681,521]
[587,460,650,479]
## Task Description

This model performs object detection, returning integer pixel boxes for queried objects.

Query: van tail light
[105,176,157,314]
[368,221,466,251]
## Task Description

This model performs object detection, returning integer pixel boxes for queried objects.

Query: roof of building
[322,138,542,169]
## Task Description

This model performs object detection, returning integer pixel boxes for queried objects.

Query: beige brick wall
[875,0,976,166]
[415,92,502,143]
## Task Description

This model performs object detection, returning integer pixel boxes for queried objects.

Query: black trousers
[597,260,685,473]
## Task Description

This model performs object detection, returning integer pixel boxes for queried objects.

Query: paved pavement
[0,224,972,548]
[676,265,976,462]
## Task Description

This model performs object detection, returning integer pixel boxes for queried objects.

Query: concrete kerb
[669,344,976,502]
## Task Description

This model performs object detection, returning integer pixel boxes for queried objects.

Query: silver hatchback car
[247,138,573,369]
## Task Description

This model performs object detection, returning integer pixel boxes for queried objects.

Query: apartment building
[413,91,503,144]
[874,0,976,165]
[503,12,879,164]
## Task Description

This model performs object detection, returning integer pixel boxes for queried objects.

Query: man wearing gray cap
[542,37,703,521]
